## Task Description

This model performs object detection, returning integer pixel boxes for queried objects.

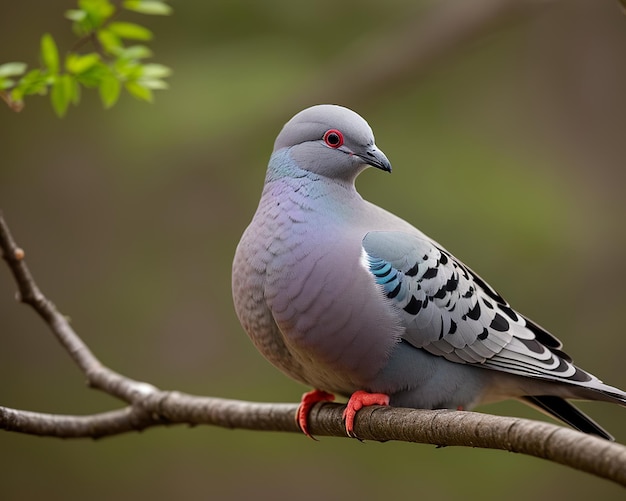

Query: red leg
[342,390,390,438]
[296,389,335,438]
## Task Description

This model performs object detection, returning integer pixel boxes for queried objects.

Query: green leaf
[10,88,24,103]
[138,78,168,90]
[125,80,153,102]
[0,78,15,90]
[123,0,172,15]
[97,29,123,55]
[119,45,153,60]
[41,34,60,74]
[74,61,108,87]
[0,62,28,78]
[140,63,171,79]
[51,74,74,117]
[71,77,81,106]
[66,53,101,74]
[79,0,115,29]
[108,22,153,41]
[65,9,87,22]
[13,68,48,97]
[70,20,90,38]
[114,58,142,80]
[68,8,94,37]
[99,74,121,108]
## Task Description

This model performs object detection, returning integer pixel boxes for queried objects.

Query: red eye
[323,129,344,148]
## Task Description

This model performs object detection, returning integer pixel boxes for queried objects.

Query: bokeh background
[1,0,625,499]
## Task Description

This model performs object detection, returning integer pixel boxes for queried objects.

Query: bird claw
[342,390,390,438]
[296,389,335,438]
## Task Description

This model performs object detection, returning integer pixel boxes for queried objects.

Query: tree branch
[1,210,626,487]
[2,393,626,487]
[0,211,165,405]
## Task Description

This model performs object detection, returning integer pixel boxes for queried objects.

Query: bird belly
[372,340,493,410]
[265,231,405,394]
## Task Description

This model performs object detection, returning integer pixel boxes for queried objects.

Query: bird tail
[521,395,615,441]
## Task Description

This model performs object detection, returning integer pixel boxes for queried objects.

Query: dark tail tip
[522,395,614,441]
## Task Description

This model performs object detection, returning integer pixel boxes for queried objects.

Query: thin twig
[0,90,24,112]
[0,211,157,404]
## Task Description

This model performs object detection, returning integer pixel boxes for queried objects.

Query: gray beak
[358,145,392,173]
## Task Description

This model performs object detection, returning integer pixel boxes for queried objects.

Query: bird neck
[266,148,360,195]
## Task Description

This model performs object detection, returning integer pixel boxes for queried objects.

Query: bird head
[273,104,391,182]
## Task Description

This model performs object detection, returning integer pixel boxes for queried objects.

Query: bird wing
[361,230,597,387]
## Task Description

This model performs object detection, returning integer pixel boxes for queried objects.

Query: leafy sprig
[0,0,172,117]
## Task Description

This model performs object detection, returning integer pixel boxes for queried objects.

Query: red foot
[342,390,390,438]
[296,389,335,438]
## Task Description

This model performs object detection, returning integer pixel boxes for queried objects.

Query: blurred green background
[1,1,625,499]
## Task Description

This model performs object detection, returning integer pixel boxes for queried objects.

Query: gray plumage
[232,104,626,439]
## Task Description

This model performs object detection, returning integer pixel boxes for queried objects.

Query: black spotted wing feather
[361,231,596,387]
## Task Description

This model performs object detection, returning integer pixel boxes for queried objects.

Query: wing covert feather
[361,231,596,387]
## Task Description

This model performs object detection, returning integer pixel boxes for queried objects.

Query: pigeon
[231,104,626,440]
